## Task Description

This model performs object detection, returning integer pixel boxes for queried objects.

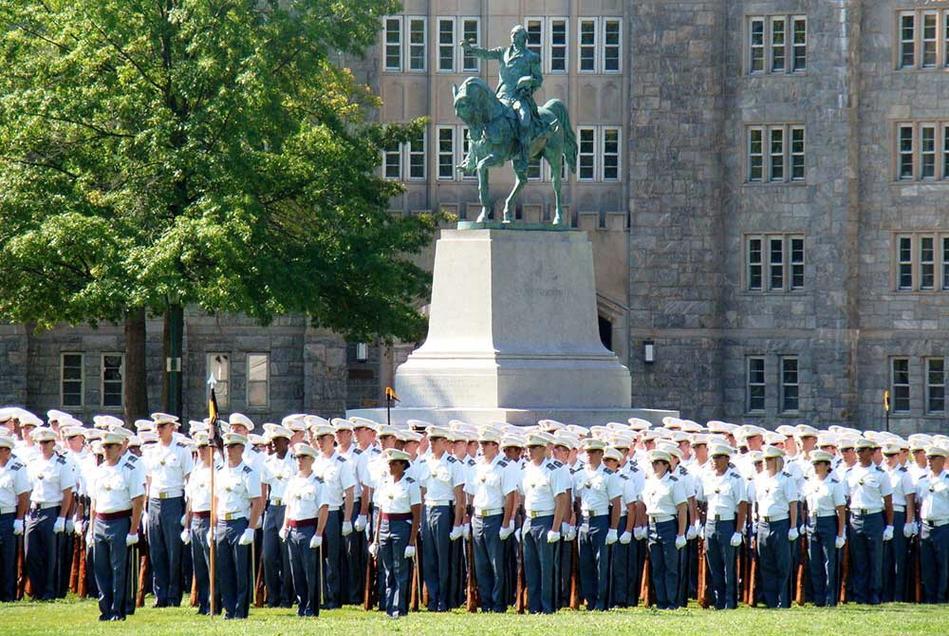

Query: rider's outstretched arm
[461,41,504,61]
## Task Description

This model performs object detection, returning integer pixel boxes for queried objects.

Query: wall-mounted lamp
[644,340,655,364]
[355,342,369,363]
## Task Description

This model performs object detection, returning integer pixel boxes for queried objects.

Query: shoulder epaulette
[371,448,381,454]
[899,466,907,472]
[446,455,457,463]
[669,475,678,482]
[123,462,135,471]
[127,455,139,463]
[405,477,416,484]
[553,460,564,468]
[176,441,188,448]
[336,456,346,463]
[727,462,736,469]
[498,460,508,468]
[729,471,741,479]
[315,475,325,483]
[604,467,614,475]
[620,473,629,480]
[678,466,687,474]
[354,448,363,455]
[781,471,791,478]
[569,467,579,474]
[242,465,252,474]
[10,461,23,471]
[875,465,885,472]
[545,462,557,471]
[631,466,639,473]
[56,456,66,465]
[830,478,839,483]
[467,458,475,466]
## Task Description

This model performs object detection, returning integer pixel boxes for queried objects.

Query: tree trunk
[161,303,184,418]
[123,307,149,423]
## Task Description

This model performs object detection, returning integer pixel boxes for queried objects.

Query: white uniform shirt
[0,457,31,510]
[617,471,643,509]
[144,440,194,495]
[698,469,748,520]
[642,472,687,518]
[214,461,261,519]
[89,458,146,513]
[754,470,799,520]
[66,450,90,497]
[574,464,623,516]
[521,459,570,514]
[262,453,295,503]
[185,460,219,513]
[28,452,74,506]
[885,465,915,510]
[675,464,699,499]
[803,475,846,517]
[416,452,465,506]
[916,469,949,523]
[467,455,518,512]
[284,472,327,521]
[340,446,364,500]
[314,451,356,508]
[845,464,893,512]
[378,474,421,514]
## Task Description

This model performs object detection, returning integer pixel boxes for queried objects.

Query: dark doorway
[598,315,613,351]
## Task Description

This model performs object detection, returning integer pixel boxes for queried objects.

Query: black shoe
[98,615,110,622]
[152,601,166,609]
[110,616,125,621]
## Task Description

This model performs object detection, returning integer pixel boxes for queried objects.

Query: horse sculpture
[452,77,577,226]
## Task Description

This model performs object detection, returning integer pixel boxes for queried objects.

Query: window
[61,353,83,408]
[603,19,622,72]
[750,18,765,72]
[899,124,914,179]
[746,234,806,292]
[748,15,806,74]
[247,353,269,408]
[437,126,455,180]
[771,17,786,72]
[407,130,425,179]
[926,358,946,413]
[896,121,949,181]
[792,17,807,71]
[460,127,474,181]
[525,18,543,58]
[944,126,949,178]
[898,235,914,289]
[602,127,621,181]
[461,18,480,72]
[891,358,910,413]
[407,17,426,71]
[747,238,763,290]
[900,12,915,68]
[579,18,597,72]
[527,157,542,181]
[383,139,401,179]
[923,12,938,68]
[747,357,766,412]
[382,130,427,181]
[207,353,230,410]
[894,232,949,292]
[921,236,936,290]
[438,18,455,72]
[747,125,805,183]
[943,237,949,289]
[549,19,568,73]
[578,127,596,181]
[921,125,936,178]
[781,356,799,413]
[384,17,402,71]
[101,353,124,408]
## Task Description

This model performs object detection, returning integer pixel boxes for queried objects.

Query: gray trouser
[883,510,907,602]
[25,505,58,600]
[524,514,555,614]
[807,515,838,606]
[379,515,411,617]
[189,515,212,613]
[93,515,131,619]
[757,518,791,608]
[421,504,452,610]
[579,514,610,610]
[920,521,949,603]
[472,513,504,611]
[705,518,737,609]
[610,515,640,607]
[322,509,342,608]
[848,510,883,604]
[287,525,320,616]
[0,513,16,601]
[215,518,250,619]
[648,519,679,609]
[147,496,184,605]
[262,504,292,607]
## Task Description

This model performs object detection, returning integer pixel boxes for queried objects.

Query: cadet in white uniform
[312,423,356,609]
[181,433,217,615]
[260,424,295,608]
[915,445,949,603]
[753,446,799,609]
[882,443,917,602]
[0,435,30,601]
[25,427,74,600]
[642,448,688,610]
[142,413,193,607]
[89,432,146,621]
[803,450,847,607]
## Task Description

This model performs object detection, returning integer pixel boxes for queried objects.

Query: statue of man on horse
[456,25,577,226]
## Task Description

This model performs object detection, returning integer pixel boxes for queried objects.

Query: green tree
[0,0,437,418]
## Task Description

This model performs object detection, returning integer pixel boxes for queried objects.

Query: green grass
[0,597,946,635]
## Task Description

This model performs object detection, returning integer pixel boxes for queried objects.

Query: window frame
[601,126,622,182]
[577,125,598,182]
[744,234,806,293]
[578,17,598,73]
[405,128,427,181]
[525,17,545,60]
[780,356,800,413]
[792,16,807,72]
[925,357,946,414]
[547,17,569,74]
[890,357,911,413]
[746,124,806,184]
[746,356,767,413]
[246,352,270,409]
[460,17,481,72]
[60,352,84,408]
[100,352,125,409]
[899,11,916,69]
[746,14,806,75]
[436,125,456,181]
[405,16,428,73]
[207,352,231,411]
[383,16,403,72]
[747,237,763,291]
[770,16,787,73]
[602,18,623,74]
[436,16,456,73]
[749,17,766,73]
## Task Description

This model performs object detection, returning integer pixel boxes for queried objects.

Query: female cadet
[181,433,216,615]
[803,450,847,607]
[641,448,688,610]
[754,446,799,609]
[280,442,328,617]
[369,448,420,619]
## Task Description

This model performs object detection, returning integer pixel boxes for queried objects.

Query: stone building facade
[1,1,947,434]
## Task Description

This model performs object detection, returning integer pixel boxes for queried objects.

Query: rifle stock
[794,532,807,606]
[568,534,579,610]
[69,534,81,593]
[135,551,148,608]
[747,538,758,607]
[77,533,88,598]
[411,551,420,612]
[16,535,26,600]
[838,539,849,604]
[515,529,525,614]
[913,534,921,603]
[640,551,652,607]
[697,537,709,608]
[363,512,381,611]
[465,532,478,612]
[254,547,266,607]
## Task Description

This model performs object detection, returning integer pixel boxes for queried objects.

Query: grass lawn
[0,598,946,636]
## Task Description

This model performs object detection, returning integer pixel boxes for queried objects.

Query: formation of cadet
[0,406,947,619]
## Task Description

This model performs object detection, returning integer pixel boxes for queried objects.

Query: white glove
[522,518,532,535]
[53,517,66,534]
[579,522,590,537]
[694,520,704,538]
[126,533,139,547]
[882,525,894,542]
[141,511,149,528]
[758,524,770,541]
[341,521,353,537]
[633,526,647,541]
[404,545,416,559]
[835,535,846,549]
[499,523,514,541]
[238,528,254,545]
[547,530,561,543]
[206,530,213,547]
[254,516,262,530]
[449,525,463,541]
[180,529,191,545]
[74,519,85,536]
[65,518,75,534]
[368,542,378,558]
[788,527,799,542]
[730,532,743,547]
[279,526,289,542]
[674,534,687,550]
[903,522,916,538]
[180,514,188,528]
[86,526,94,544]
[354,514,368,532]
[605,528,618,545]
[619,531,632,545]
[13,519,24,535]
[310,534,323,549]
[514,529,522,543]
[561,523,575,542]
[462,523,471,540]
[686,521,698,540]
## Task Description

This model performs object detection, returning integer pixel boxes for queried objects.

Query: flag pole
[385,387,399,427]
[207,373,220,617]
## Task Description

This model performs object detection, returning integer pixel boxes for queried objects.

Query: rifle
[77,531,88,598]
[697,535,709,608]
[254,541,266,607]
[913,533,922,603]
[568,531,580,610]
[190,574,198,607]
[16,534,26,600]
[794,530,807,606]
[135,551,148,607]
[640,550,653,607]
[747,537,758,607]
[465,530,479,612]
[410,547,421,611]
[515,525,525,614]
[838,539,849,603]
[363,512,381,611]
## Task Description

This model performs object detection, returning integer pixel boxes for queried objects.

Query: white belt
[0,506,16,515]
[852,507,882,516]
[892,504,905,513]
[923,518,949,528]
[425,500,452,507]
[219,512,246,521]
[269,498,284,506]
[707,513,735,522]
[151,488,184,499]
[758,514,788,523]
[474,507,503,517]
[581,508,609,518]
[648,514,674,524]
[326,506,341,512]
[525,509,555,518]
